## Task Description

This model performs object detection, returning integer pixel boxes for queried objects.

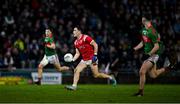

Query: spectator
[14,36,25,51]
[4,51,16,71]
[0,0,178,73]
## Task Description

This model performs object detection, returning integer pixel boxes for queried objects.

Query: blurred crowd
[0,0,179,73]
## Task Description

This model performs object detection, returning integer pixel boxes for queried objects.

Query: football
[64,53,73,62]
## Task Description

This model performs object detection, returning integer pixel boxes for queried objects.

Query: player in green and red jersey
[132,17,178,96]
[34,29,70,85]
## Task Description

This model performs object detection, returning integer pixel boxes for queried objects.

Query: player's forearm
[73,53,80,61]
[148,43,159,55]
[92,41,98,55]
[46,44,55,49]
[94,46,98,55]
[134,41,143,51]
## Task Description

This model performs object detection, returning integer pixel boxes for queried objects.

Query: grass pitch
[0,84,180,103]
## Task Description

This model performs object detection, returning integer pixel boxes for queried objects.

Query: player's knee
[149,72,158,79]
[150,75,157,79]
[139,69,146,76]
[93,73,100,78]
[56,66,61,71]
[38,64,43,69]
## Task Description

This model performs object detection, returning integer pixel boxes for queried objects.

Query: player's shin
[34,66,43,85]
[72,70,81,87]
[139,74,145,91]
[37,67,43,81]
[59,66,70,71]
[139,70,146,93]
[62,66,70,70]
[54,63,70,71]
[94,73,110,78]
[155,68,165,76]
[133,74,145,96]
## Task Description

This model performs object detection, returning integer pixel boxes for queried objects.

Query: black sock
[139,89,144,94]
[38,78,41,82]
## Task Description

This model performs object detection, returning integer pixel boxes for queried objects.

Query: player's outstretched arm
[73,48,80,61]
[134,41,143,51]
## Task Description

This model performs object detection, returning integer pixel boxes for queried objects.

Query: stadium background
[0,0,180,83]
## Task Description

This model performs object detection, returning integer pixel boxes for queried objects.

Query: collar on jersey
[147,22,152,28]
[49,33,53,38]
[77,34,83,40]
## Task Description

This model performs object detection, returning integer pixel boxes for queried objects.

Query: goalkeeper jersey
[44,37,56,56]
[141,24,164,55]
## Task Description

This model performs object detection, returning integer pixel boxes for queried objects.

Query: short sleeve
[149,28,159,44]
[49,38,54,44]
[150,35,157,43]
[85,35,93,44]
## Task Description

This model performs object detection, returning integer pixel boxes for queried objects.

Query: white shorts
[145,54,159,64]
[80,60,92,66]
[80,59,98,66]
[40,54,59,66]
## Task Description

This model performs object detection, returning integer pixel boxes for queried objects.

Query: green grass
[0,84,180,103]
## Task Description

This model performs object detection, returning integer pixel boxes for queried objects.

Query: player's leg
[65,62,87,90]
[54,63,70,71]
[50,54,70,71]
[37,64,44,80]
[148,62,179,79]
[148,52,179,79]
[148,64,166,79]
[35,55,48,85]
[90,64,117,85]
[134,54,160,96]
[134,61,153,96]
[73,63,87,87]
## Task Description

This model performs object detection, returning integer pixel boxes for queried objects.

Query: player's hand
[45,42,51,47]
[92,55,98,65]
[70,59,75,63]
[142,53,150,61]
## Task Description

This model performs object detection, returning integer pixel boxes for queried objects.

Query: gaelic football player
[132,17,178,96]
[34,29,70,85]
[65,26,117,90]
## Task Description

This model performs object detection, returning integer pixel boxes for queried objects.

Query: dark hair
[74,25,83,32]
[75,25,81,30]
[141,11,152,20]
[142,14,152,21]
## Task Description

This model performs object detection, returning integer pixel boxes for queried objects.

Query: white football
[64,53,73,62]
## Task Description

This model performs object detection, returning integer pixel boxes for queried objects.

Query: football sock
[38,77,41,82]
[139,89,144,94]
[109,76,113,80]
